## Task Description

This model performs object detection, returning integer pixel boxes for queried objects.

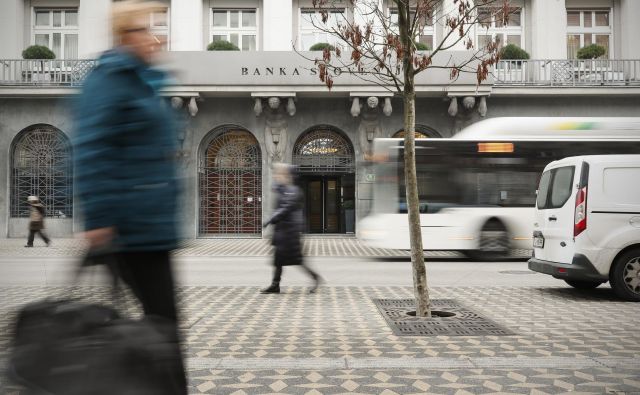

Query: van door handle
[548,216,557,221]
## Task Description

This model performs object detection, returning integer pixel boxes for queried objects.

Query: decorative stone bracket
[447,95,488,117]
[349,93,393,118]
[170,95,201,117]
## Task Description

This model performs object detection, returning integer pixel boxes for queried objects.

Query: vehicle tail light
[574,186,587,237]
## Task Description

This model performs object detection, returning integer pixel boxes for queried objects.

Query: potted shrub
[22,45,56,82]
[414,42,431,51]
[577,44,606,60]
[309,42,335,51]
[207,40,240,51]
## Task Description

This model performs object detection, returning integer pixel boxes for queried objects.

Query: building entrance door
[301,175,355,234]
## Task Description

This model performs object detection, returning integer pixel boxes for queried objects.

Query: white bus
[359,117,640,260]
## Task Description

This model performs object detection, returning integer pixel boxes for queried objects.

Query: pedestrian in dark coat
[261,163,322,294]
[72,2,186,392]
[25,196,51,247]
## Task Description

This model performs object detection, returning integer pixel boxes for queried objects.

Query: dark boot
[309,275,324,294]
[260,282,280,294]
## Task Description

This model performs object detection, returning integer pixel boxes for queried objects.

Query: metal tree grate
[199,130,262,236]
[10,125,73,218]
[293,128,354,173]
[373,299,514,336]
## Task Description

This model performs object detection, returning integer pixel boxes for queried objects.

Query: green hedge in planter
[22,45,56,59]
[309,42,335,51]
[415,42,431,51]
[499,44,529,60]
[577,44,606,59]
[207,40,240,51]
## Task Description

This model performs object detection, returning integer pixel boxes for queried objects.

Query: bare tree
[303,0,512,316]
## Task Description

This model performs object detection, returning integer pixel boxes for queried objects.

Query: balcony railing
[0,59,96,86]
[494,59,640,86]
[2,58,640,88]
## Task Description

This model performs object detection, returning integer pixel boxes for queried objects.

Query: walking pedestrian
[262,163,322,294]
[73,1,186,392]
[24,196,50,248]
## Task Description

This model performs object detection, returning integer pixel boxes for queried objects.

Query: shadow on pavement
[535,286,626,302]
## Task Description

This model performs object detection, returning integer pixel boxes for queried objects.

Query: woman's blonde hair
[111,0,164,42]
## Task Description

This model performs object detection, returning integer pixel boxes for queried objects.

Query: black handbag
[8,253,187,395]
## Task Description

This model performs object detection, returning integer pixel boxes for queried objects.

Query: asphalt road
[0,256,570,288]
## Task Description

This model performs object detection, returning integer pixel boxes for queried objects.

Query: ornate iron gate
[293,128,354,173]
[11,125,73,218]
[199,129,262,236]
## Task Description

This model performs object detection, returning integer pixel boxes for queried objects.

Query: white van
[528,155,640,301]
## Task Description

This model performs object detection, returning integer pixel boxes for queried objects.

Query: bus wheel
[464,220,509,261]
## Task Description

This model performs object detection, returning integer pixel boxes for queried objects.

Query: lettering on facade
[240,66,392,77]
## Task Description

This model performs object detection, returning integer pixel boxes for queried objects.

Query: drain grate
[373,298,514,337]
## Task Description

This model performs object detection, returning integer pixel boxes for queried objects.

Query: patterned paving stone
[0,238,533,258]
[1,285,639,394]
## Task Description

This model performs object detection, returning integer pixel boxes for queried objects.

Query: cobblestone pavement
[0,238,532,259]
[1,285,639,394]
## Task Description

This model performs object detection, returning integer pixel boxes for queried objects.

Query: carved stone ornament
[253,98,263,116]
[188,97,198,117]
[170,96,184,109]
[367,96,379,109]
[448,97,458,117]
[462,96,476,110]
[383,97,392,116]
[350,97,361,117]
[286,97,296,116]
[478,96,488,117]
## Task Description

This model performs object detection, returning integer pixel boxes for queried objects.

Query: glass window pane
[301,11,315,29]
[36,11,49,26]
[52,33,61,58]
[595,11,609,26]
[596,35,610,57]
[65,10,78,26]
[550,167,574,208]
[507,35,521,47]
[567,11,580,26]
[242,34,256,51]
[229,33,239,47]
[478,34,492,49]
[478,8,491,28]
[153,10,167,27]
[567,34,581,58]
[212,34,226,43]
[536,171,551,209]
[495,10,505,27]
[230,11,239,28]
[583,11,592,28]
[508,10,521,26]
[64,34,78,59]
[213,11,227,27]
[53,11,62,27]
[301,33,315,50]
[584,34,592,46]
[418,35,433,50]
[242,11,256,27]
[495,33,503,47]
[35,34,49,47]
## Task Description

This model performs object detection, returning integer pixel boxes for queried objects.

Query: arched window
[11,125,73,218]
[293,127,354,173]
[393,125,441,139]
[199,128,262,235]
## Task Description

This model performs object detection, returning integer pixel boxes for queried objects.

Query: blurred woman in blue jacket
[72,1,186,392]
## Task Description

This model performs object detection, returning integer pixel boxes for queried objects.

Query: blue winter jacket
[73,49,180,251]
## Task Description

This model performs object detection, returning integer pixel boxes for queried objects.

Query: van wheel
[610,248,640,302]
[564,280,603,289]
[464,220,509,261]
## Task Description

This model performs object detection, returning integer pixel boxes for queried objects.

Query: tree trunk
[403,88,431,318]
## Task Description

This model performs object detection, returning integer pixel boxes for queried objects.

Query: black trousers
[116,250,187,394]
[27,229,50,246]
[272,263,319,283]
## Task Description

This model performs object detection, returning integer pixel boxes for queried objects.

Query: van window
[550,166,574,208]
[537,166,575,209]
[603,167,640,205]
[536,171,551,209]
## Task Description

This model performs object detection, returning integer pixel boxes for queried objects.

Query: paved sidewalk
[1,285,639,394]
[0,238,532,259]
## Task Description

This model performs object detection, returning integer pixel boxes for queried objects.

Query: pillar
[170,0,203,50]
[530,0,567,58]
[78,0,111,57]
[0,0,25,58]
[262,0,293,50]
[619,0,640,59]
